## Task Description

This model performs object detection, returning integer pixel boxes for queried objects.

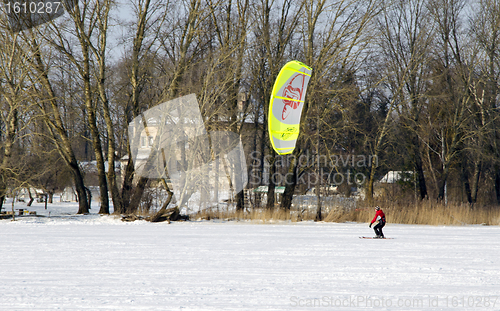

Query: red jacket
[371,210,386,224]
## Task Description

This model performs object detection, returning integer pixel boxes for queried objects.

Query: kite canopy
[268,60,312,155]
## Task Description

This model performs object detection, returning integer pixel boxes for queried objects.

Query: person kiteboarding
[369,206,386,238]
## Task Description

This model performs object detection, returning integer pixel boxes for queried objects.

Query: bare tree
[279,0,381,211]
[378,0,435,200]
[121,0,209,213]
[425,0,474,202]
[104,0,170,214]
[470,0,500,204]
[0,29,28,210]
[21,31,90,213]
[249,0,304,209]
[204,0,251,210]
[39,0,115,213]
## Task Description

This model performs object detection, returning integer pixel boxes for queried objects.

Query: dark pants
[373,221,385,238]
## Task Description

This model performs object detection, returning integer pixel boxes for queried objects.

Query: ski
[359,236,394,239]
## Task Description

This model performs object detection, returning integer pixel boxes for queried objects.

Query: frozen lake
[1,212,500,310]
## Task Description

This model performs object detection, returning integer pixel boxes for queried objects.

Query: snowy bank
[1,217,499,310]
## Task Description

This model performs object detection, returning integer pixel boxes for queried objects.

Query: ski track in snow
[1,202,500,310]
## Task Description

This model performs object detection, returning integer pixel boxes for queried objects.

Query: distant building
[373,170,415,198]
[379,171,414,184]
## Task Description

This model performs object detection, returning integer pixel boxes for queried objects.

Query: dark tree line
[1,0,499,215]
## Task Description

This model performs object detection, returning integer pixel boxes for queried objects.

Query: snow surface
[1,201,500,310]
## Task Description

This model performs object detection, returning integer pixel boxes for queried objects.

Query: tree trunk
[85,187,92,211]
[235,191,245,211]
[117,153,135,214]
[73,165,90,214]
[470,161,482,204]
[412,135,428,200]
[0,106,16,210]
[437,163,450,203]
[101,96,118,213]
[281,156,297,211]
[86,108,109,213]
[26,188,34,207]
[259,118,267,187]
[95,0,115,215]
[151,180,175,222]
[315,118,321,221]
[415,157,428,200]
[266,155,276,209]
[366,156,378,203]
[315,179,322,221]
[126,176,149,214]
[461,161,473,204]
[80,39,109,214]
[495,165,500,205]
[150,193,173,222]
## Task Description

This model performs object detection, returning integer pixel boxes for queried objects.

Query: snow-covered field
[1,200,500,310]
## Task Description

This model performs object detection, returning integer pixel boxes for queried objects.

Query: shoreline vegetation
[3,195,499,226]
[190,198,500,226]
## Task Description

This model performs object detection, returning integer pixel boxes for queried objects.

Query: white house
[379,171,414,183]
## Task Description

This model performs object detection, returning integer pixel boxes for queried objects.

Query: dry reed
[171,197,500,226]
[193,206,319,223]
[324,198,500,226]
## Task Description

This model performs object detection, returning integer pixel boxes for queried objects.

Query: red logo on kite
[282,73,305,120]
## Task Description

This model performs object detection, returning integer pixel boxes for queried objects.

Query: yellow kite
[268,61,312,155]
